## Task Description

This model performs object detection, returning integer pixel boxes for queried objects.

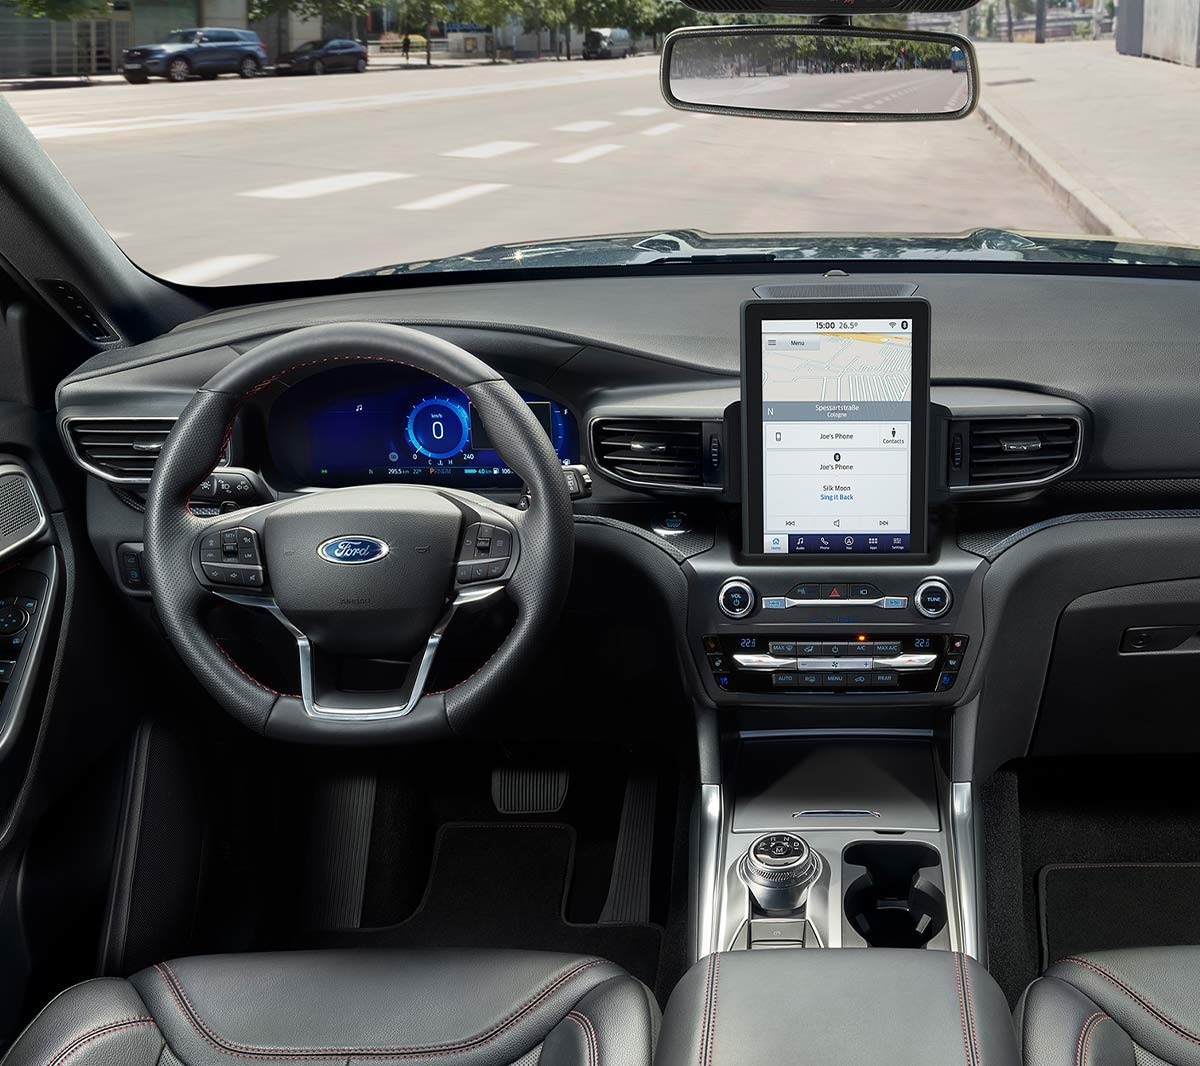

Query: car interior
[1,4,1199,1066]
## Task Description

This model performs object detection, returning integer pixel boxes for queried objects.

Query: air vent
[949,417,1081,490]
[40,280,120,343]
[64,417,176,484]
[591,418,710,490]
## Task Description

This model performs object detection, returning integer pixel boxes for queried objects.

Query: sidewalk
[973,40,1200,246]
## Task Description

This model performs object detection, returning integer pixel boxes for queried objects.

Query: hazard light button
[819,584,849,600]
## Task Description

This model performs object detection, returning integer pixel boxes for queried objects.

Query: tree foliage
[8,0,111,18]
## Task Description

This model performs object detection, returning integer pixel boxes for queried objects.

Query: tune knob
[739,832,822,915]
[718,578,755,619]
[914,578,953,619]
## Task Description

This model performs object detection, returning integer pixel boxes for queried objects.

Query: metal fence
[0,10,131,78]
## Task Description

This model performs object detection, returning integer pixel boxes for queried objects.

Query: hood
[347,228,1200,276]
[126,42,192,54]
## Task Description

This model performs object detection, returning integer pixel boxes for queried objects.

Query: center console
[686,299,986,712]
[686,300,988,972]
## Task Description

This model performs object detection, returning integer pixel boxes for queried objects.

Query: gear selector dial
[739,832,822,915]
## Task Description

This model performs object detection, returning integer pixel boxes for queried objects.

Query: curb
[977,99,1143,239]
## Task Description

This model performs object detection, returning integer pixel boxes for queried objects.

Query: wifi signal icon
[889,321,897,327]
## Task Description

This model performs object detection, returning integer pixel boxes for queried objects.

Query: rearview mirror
[661,27,978,122]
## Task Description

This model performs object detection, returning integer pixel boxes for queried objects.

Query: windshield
[5,5,1197,284]
[162,30,201,43]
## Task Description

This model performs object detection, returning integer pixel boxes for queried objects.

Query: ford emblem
[317,536,390,565]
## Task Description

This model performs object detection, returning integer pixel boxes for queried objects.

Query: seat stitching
[155,959,606,1058]
[696,955,713,1066]
[954,952,974,1066]
[961,954,983,1066]
[705,952,720,1066]
[1061,957,1200,1047]
[1076,1013,1110,1066]
[566,1012,596,1066]
[46,1018,156,1066]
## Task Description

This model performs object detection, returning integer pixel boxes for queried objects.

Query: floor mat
[1039,862,1200,967]
[310,822,663,990]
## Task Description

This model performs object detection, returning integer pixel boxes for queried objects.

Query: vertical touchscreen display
[744,302,928,557]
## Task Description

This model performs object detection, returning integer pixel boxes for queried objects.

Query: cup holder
[843,841,948,949]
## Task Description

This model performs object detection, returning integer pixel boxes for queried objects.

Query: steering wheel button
[470,563,489,581]
[456,564,473,584]
[485,560,506,579]
[491,529,511,556]
[243,569,264,588]
[220,529,238,543]
[201,548,220,563]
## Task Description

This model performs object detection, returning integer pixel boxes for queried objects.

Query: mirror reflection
[667,33,972,118]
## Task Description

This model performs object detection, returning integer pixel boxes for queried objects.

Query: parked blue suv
[122,28,267,83]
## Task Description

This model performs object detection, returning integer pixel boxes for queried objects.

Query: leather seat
[1017,946,1200,1066]
[2,949,659,1066]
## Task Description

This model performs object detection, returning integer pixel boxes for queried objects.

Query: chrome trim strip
[951,781,982,961]
[694,783,723,961]
[762,595,908,609]
[0,464,48,564]
[948,413,1084,495]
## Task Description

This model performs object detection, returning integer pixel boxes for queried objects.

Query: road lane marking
[161,254,276,285]
[443,140,535,159]
[554,120,614,132]
[23,69,652,140]
[397,183,507,211]
[620,107,661,116]
[240,171,411,200]
[640,122,683,136]
[555,143,623,164]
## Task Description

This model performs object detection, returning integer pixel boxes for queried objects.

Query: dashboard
[267,365,579,490]
[51,267,1200,778]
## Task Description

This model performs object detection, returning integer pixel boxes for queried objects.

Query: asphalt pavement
[2,56,1081,285]
[674,68,969,116]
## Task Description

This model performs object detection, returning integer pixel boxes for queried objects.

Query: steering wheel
[143,323,574,744]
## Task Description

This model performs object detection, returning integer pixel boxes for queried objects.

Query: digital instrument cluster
[267,366,580,489]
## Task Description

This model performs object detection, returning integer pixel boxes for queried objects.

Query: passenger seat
[1017,947,1200,1066]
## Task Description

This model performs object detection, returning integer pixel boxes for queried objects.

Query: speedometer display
[268,366,579,489]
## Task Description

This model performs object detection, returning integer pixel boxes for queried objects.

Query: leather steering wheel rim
[143,322,574,744]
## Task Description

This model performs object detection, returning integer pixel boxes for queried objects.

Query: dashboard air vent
[951,417,1081,489]
[591,418,707,489]
[64,417,176,484]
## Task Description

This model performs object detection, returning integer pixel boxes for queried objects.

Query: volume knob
[718,578,755,619]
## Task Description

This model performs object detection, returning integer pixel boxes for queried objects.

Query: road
[2,57,1081,285]
[673,68,969,116]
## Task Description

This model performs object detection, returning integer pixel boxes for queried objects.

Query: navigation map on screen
[758,317,914,555]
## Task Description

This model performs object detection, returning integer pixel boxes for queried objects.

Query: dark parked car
[121,27,268,83]
[275,39,368,75]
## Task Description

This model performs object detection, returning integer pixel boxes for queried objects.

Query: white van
[582,28,632,59]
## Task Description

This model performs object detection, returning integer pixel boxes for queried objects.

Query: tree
[9,0,110,18]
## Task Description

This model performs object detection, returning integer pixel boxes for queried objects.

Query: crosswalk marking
[240,171,411,200]
[620,107,662,116]
[398,183,508,211]
[443,140,535,159]
[555,143,623,164]
[554,120,614,133]
[161,254,276,285]
[640,122,684,136]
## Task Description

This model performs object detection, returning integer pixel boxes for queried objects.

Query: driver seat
[3,949,658,1066]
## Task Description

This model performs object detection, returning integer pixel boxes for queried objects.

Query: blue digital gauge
[405,396,471,460]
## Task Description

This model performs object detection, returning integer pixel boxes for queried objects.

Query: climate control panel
[702,632,969,695]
